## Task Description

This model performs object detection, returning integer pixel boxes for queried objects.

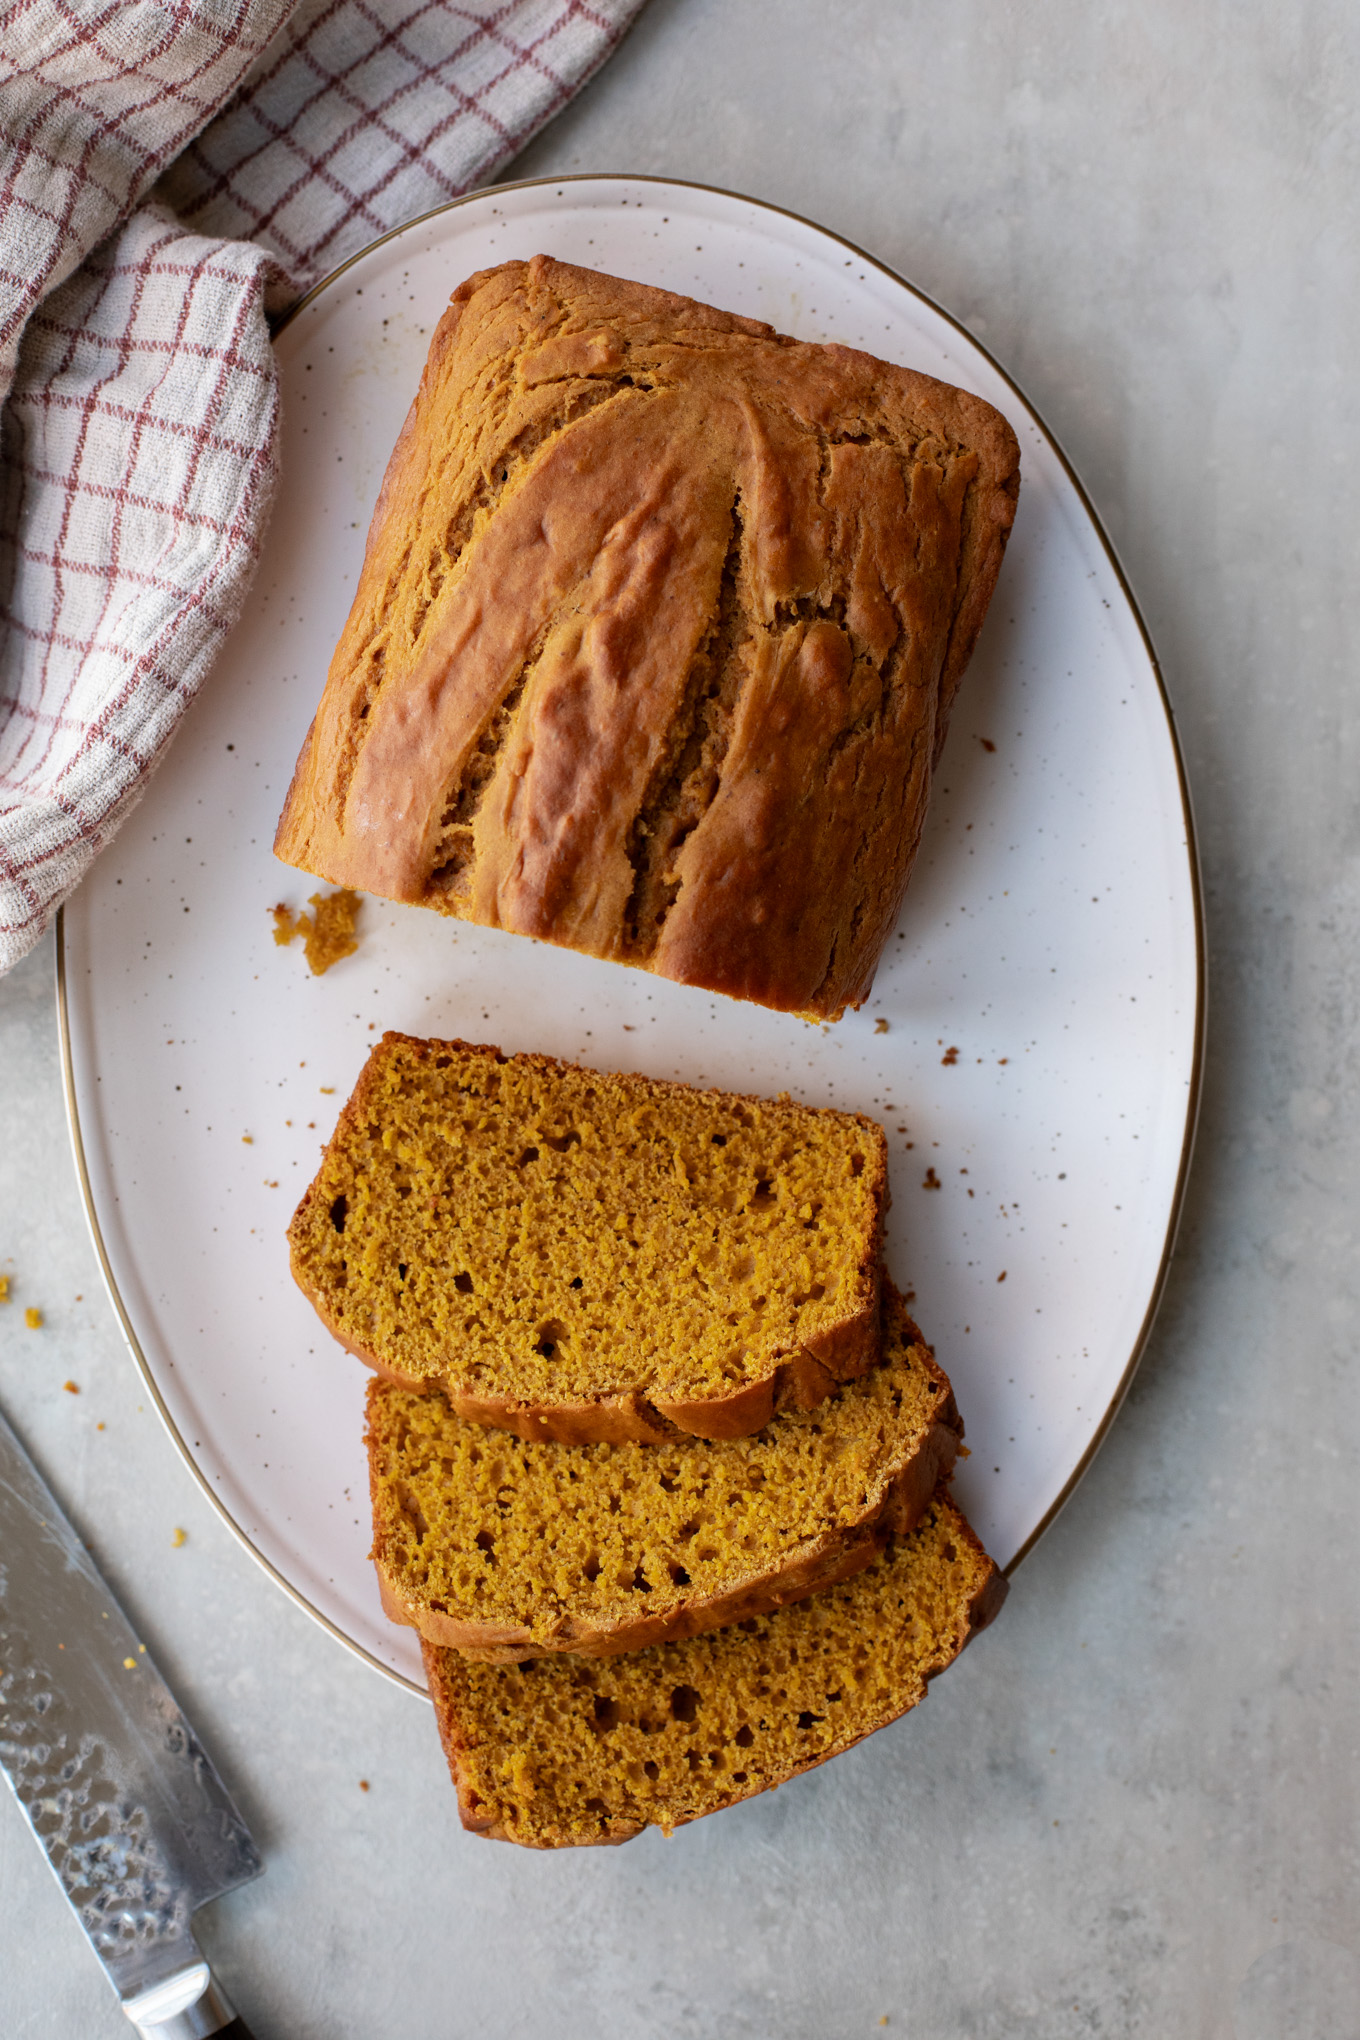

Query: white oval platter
[59,175,1203,1694]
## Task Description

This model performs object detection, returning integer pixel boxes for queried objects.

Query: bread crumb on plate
[272,888,362,975]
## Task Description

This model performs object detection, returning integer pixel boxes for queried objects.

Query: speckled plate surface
[58,176,1202,1694]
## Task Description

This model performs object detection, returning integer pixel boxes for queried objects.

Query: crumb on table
[172,1527,187,1548]
[25,1306,42,1329]
[271,889,363,975]
[874,1017,890,1033]
[62,1379,78,1393]
[0,1274,9,1302]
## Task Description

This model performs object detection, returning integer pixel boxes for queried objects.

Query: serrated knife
[0,1402,260,2038]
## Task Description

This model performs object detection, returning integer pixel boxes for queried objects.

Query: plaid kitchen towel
[0,0,646,972]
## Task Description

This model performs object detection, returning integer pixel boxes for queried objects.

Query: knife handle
[130,2006,257,2039]
[125,1963,256,2039]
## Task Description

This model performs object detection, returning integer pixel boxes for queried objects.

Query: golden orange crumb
[62,1380,78,1393]
[319,1086,335,1095]
[324,898,363,954]
[26,1307,43,1329]
[172,1527,188,1548]
[874,1018,890,1034]
[96,1422,105,1431]
[271,889,362,975]
[241,1134,254,1144]
[941,1045,959,1066]
[359,1779,370,1792]
[0,1274,9,1301]
[123,1657,137,1670]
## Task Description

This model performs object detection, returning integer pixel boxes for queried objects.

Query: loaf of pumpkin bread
[368,1279,960,1660]
[274,255,1020,1020]
[290,1033,887,1442]
[422,1486,1005,1846]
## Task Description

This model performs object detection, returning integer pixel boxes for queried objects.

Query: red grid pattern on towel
[0,209,280,933]
[0,0,295,380]
[163,0,633,299]
[0,0,645,968]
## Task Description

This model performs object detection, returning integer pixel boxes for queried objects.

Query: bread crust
[383,1528,881,1660]
[275,256,1020,1022]
[370,1305,962,1660]
[421,1495,1007,1847]
[289,1032,887,1441]
[310,1304,855,1444]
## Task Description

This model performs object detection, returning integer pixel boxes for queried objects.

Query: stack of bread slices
[290,1031,1006,1848]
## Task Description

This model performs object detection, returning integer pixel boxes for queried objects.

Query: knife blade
[0,1401,260,2038]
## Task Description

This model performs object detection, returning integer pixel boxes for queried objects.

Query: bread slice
[422,1487,1005,1846]
[289,1033,887,1442]
[274,255,1020,1021]
[368,1280,960,1660]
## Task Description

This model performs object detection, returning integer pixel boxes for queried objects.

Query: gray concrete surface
[3,3,1358,2034]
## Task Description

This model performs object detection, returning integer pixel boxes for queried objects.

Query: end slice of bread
[422,1486,1005,1847]
[290,1033,886,1441]
[369,1279,961,1660]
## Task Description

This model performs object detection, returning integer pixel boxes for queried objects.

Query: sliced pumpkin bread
[368,1279,960,1660]
[290,1033,886,1442]
[422,1487,1005,1847]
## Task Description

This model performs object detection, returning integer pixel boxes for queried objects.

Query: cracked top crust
[275,256,1020,1019]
